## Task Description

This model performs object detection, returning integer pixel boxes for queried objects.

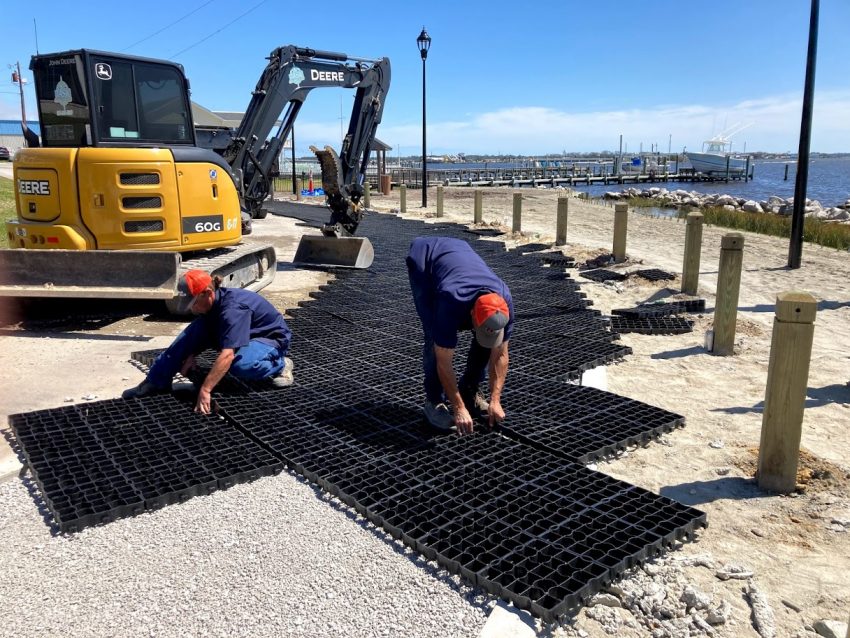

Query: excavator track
[165,243,277,314]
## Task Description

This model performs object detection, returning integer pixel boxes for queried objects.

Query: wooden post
[725,155,730,183]
[295,178,302,201]
[745,156,751,182]
[363,182,371,209]
[712,233,745,356]
[757,292,817,493]
[474,189,483,224]
[556,197,569,246]
[436,185,444,218]
[681,212,704,295]
[399,184,407,214]
[512,192,522,233]
[613,202,628,262]
[784,164,789,181]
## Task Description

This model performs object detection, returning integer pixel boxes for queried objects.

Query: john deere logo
[288,67,305,87]
[95,63,112,80]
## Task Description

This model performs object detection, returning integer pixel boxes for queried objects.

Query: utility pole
[11,61,30,141]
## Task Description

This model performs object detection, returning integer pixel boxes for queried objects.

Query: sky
[1,0,848,156]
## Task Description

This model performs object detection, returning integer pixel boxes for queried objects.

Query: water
[422,157,850,208]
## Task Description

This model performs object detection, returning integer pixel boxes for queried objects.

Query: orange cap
[471,293,509,348]
[472,293,509,327]
[176,269,212,313]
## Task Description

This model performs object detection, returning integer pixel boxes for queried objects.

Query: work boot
[423,401,455,432]
[461,388,490,419]
[269,357,294,388]
[121,380,169,400]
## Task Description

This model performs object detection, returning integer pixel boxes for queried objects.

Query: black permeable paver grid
[11,208,705,622]
[610,315,695,336]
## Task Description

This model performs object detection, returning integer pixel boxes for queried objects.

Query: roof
[0,120,41,136]
[371,138,392,152]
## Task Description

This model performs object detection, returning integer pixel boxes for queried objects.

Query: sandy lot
[1,183,848,637]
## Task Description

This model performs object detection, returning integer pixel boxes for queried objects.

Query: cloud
[377,90,850,154]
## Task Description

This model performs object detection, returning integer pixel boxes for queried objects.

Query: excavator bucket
[293,235,374,269]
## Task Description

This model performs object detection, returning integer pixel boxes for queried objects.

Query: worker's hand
[194,387,213,415]
[180,354,196,377]
[488,399,505,428]
[454,405,474,436]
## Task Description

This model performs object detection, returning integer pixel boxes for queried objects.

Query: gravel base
[0,472,490,637]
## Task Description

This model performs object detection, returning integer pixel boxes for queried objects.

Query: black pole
[789,0,819,269]
[291,126,296,195]
[421,56,427,207]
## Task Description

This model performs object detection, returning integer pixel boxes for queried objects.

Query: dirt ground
[1,184,848,636]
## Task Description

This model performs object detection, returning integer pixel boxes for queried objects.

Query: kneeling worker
[123,269,293,413]
[406,237,513,435]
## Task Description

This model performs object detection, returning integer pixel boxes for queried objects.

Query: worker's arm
[195,348,235,415]
[434,345,474,435]
[487,341,509,427]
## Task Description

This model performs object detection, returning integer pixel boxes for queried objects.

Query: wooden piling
[757,292,817,493]
[784,163,789,181]
[681,212,704,295]
[512,192,522,233]
[613,203,628,262]
[295,178,302,201]
[712,233,745,356]
[436,185,444,218]
[363,182,371,209]
[556,197,569,246]
[399,184,407,214]
[725,155,730,183]
[474,189,483,224]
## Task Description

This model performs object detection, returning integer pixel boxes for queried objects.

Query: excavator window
[31,55,91,147]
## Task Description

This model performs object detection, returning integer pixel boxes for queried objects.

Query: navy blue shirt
[407,237,514,349]
[210,288,291,352]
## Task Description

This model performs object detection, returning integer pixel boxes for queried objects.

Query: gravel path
[0,472,490,637]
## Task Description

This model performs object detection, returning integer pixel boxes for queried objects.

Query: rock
[717,194,736,206]
[767,195,785,207]
[742,200,764,213]
[716,564,754,580]
[590,593,622,608]
[709,440,725,449]
[746,583,776,638]
[715,467,731,476]
[680,585,711,611]
[722,205,736,211]
[706,601,732,625]
[814,619,849,638]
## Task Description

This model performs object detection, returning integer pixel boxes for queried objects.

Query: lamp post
[417,27,431,207]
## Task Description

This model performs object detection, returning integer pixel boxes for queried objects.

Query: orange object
[472,292,509,327]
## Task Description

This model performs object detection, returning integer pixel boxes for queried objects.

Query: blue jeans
[407,259,489,405]
[147,314,287,389]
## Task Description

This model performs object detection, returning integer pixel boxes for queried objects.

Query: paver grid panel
[578,268,628,283]
[610,315,695,335]
[612,298,707,318]
[632,268,676,282]
[9,395,284,532]
[13,210,705,622]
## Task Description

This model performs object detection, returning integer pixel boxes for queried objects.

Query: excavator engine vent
[120,173,160,185]
[124,220,164,233]
[122,196,162,209]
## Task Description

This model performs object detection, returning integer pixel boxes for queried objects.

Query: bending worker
[406,237,513,435]
[123,269,293,413]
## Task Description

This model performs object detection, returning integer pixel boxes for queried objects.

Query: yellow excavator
[1,46,390,311]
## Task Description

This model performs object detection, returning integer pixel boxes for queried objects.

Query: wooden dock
[384,166,750,190]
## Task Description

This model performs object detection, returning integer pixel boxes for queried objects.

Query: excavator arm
[223,45,391,239]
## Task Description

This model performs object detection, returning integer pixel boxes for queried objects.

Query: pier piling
[757,292,817,493]
[474,189,483,224]
[436,185,444,218]
[512,192,522,233]
[682,212,704,295]
[711,233,745,356]
[556,197,569,245]
[399,184,407,214]
[613,203,629,262]
[295,178,302,201]
[363,182,370,209]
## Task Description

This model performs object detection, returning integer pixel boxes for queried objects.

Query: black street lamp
[417,27,431,207]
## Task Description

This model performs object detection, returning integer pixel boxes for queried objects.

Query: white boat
[685,123,750,175]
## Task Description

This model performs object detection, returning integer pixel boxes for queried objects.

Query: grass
[626,196,850,251]
[0,176,14,248]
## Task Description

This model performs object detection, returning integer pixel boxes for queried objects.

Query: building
[0,120,41,157]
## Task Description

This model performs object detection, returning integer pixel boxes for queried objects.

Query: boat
[685,123,751,175]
